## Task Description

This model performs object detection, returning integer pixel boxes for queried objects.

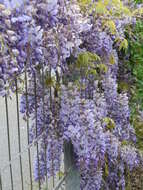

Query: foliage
[78,0,141,53]
[125,20,143,150]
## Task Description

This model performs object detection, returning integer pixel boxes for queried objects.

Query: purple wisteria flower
[0,1,142,189]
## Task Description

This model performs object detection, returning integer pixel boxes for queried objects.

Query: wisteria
[0,0,143,189]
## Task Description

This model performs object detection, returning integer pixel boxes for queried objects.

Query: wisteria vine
[0,0,143,189]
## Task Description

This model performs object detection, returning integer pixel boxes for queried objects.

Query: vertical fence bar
[0,171,2,190]
[52,144,55,188]
[141,172,143,189]
[34,73,41,190]
[55,70,61,184]
[41,65,48,189]
[25,69,33,190]
[5,95,14,190]
[49,65,55,188]
[15,79,24,190]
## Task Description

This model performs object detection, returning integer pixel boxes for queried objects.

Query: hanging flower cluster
[0,0,143,189]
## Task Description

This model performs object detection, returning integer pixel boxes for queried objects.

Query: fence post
[0,171,2,190]
[64,142,80,190]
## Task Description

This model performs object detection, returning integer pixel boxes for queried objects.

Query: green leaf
[96,64,108,73]
[76,52,100,69]
[109,53,115,64]
[103,117,115,131]
[57,171,64,178]
[105,20,116,34]
[45,77,55,87]
[121,140,128,146]
[119,39,128,51]
[105,162,109,177]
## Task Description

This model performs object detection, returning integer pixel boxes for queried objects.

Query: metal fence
[1,73,143,190]
[0,72,73,190]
